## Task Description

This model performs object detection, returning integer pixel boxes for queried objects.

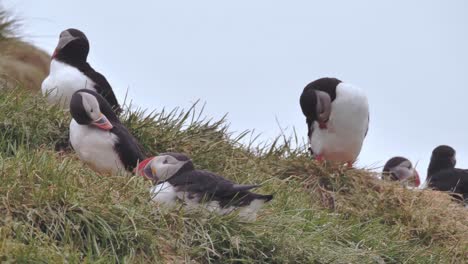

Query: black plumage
[427,145,456,177]
[383,156,410,181]
[70,89,145,172]
[161,153,273,207]
[54,28,122,114]
[300,77,340,138]
[426,145,467,202]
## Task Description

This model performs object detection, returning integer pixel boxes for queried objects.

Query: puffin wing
[170,170,259,199]
[84,69,122,115]
[113,123,146,171]
[429,169,468,195]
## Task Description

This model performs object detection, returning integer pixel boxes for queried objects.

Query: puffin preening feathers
[69,89,145,174]
[42,28,122,114]
[136,153,273,221]
[382,156,420,187]
[300,77,369,166]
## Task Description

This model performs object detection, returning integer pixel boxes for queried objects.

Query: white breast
[41,60,96,109]
[309,82,369,162]
[150,184,265,221]
[150,182,178,207]
[69,119,124,174]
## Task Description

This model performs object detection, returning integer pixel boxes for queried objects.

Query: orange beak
[91,113,113,130]
[136,157,157,181]
[52,49,58,58]
[413,170,421,187]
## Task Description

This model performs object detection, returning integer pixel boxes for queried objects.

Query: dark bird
[42,28,122,114]
[137,152,273,221]
[382,156,420,187]
[299,77,369,167]
[69,89,145,174]
[426,145,468,202]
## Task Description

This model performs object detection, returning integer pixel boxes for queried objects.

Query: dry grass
[0,7,49,91]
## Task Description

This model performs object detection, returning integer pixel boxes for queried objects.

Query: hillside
[0,9,49,91]
[0,8,467,264]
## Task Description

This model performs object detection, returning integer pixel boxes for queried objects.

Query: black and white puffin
[69,89,145,174]
[42,28,121,114]
[426,145,468,202]
[136,152,273,221]
[382,156,421,187]
[299,77,369,167]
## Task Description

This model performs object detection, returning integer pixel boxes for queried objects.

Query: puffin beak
[92,113,113,130]
[52,49,58,59]
[142,164,156,181]
[135,157,158,182]
[413,169,421,187]
[315,90,331,129]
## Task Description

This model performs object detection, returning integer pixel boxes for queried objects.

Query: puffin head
[382,156,420,187]
[70,89,115,131]
[427,145,456,177]
[300,78,339,129]
[52,28,89,62]
[138,153,194,182]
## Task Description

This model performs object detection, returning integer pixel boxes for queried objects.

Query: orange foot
[346,161,354,168]
[315,155,324,163]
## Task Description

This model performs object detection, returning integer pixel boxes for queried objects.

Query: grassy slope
[0,7,467,264]
[0,9,49,91]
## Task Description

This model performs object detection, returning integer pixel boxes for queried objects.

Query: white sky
[4,0,468,182]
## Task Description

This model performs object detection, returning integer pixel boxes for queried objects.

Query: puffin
[69,89,145,174]
[136,152,273,221]
[426,145,468,202]
[382,156,421,187]
[299,77,369,167]
[42,28,122,114]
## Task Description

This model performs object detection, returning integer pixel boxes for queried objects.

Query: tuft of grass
[0,8,16,39]
[0,6,50,91]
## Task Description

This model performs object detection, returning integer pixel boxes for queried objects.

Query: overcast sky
[4,0,468,182]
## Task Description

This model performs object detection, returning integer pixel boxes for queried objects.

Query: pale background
[4,0,468,184]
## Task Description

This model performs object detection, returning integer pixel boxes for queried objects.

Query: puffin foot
[315,155,324,163]
[346,161,354,168]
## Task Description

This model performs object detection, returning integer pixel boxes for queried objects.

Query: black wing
[84,68,122,115]
[428,168,468,199]
[113,123,146,171]
[169,170,258,198]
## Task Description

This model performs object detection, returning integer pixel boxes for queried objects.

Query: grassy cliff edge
[0,7,467,264]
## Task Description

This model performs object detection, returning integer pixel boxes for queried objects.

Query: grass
[1,5,468,263]
[0,87,466,263]
[0,7,49,91]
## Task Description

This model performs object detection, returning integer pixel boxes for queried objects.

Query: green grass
[0,87,466,263]
[1,6,467,263]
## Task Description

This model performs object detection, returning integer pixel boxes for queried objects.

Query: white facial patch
[150,155,189,181]
[79,92,101,121]
[57,30,78,50]
[391,160,413,181]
